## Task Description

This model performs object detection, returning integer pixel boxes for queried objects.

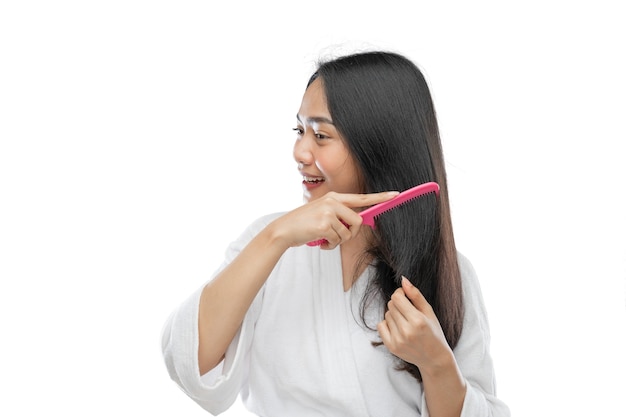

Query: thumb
[401,276,431,312]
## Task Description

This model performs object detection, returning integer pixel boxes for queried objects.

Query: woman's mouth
[302,176,325,189]
[303,176,325,184]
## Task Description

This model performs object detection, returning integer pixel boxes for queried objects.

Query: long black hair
[308,51,464,381]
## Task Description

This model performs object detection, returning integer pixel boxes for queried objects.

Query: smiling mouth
[303,176,325,184]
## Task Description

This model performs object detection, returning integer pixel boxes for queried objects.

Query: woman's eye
[292,127,328,140]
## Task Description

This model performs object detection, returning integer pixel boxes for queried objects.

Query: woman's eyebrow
[296,114,335,125]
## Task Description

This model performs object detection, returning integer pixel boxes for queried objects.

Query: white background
[1,1,625,416]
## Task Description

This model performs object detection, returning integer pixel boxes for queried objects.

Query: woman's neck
[340,230,372,292]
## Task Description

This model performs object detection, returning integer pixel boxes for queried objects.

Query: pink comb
[306,181,440,246]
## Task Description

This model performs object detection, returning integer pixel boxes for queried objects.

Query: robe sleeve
[421,253,511,417]
[161,214,279,415]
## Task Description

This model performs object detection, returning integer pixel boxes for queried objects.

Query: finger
[307,191,395,247]
[335,191,400,209]
[334,204,364,229]
[312,194,363,228]
[303,202,350,243]
[401,276,432,313]
[377,320,391,345]
[333,219,353,241]
[320,220,351,249]
[321,205,365,245]
[383,306,402,336]
[389,287,421,323]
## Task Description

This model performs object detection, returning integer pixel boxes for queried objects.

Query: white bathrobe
[162,213,510,416]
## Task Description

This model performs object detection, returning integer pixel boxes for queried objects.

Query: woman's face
[293,78,362,202]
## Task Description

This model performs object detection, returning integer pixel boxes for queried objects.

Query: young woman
[162,51,510,417]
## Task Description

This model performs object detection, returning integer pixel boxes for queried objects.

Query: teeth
[304,176,325,183]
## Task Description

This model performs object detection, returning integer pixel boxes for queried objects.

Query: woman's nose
[293,135,313,168]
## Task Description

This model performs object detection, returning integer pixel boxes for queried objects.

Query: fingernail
[401,276,413,287]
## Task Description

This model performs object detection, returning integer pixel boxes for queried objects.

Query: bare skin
[197,191,398,374]
[339,233,370,291]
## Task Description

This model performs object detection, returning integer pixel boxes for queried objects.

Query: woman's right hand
[269,191,399,250]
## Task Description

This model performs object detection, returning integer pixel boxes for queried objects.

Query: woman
[162,50,510,416]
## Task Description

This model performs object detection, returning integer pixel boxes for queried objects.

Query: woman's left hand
[377,276,454,372]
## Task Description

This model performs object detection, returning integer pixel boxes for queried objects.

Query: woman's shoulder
[218,212,288,266]
[246,212,286,233]
[229,212,286,246]
[456,251,487,299]
[456,251,476,279]
[455,251,490,319]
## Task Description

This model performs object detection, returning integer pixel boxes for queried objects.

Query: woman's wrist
[419,347,462,381]
[261,219,294,252]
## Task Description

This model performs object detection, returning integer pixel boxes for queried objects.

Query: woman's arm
[197,191,399,374]
[420,352,466,417]
[198,223,289,374]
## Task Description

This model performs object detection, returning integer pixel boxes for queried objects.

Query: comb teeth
[306,182,440,245]
[359,182,440,229]
[372,191,437,219]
